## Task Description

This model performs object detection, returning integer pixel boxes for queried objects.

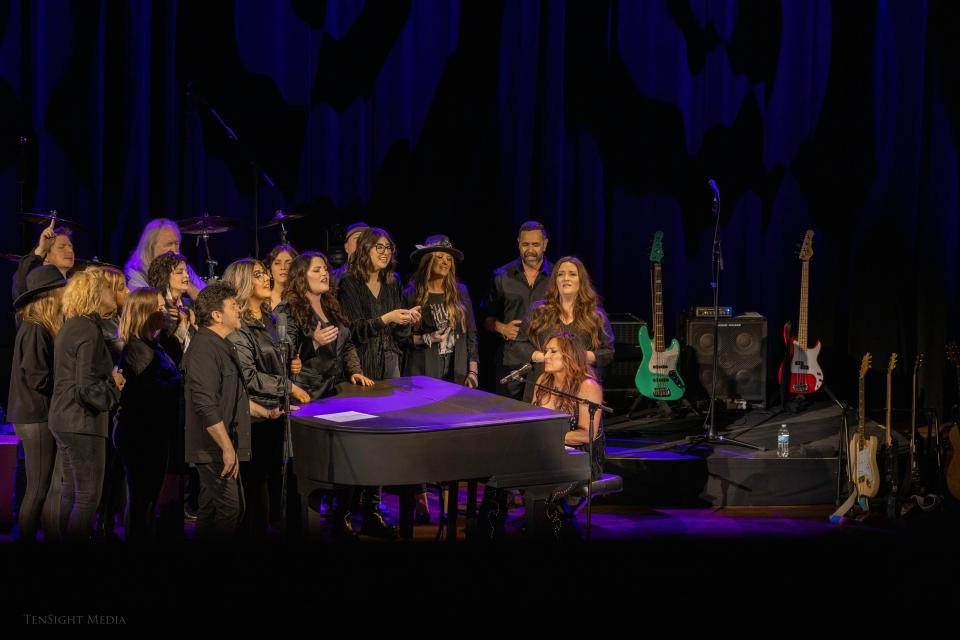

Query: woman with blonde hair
[48,269,125,539]
[114,288,183,540]
[517,256,614,402]
[7,266,67,540]
[223,258,310,537]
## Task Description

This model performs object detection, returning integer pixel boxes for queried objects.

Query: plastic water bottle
[777,424,790,458]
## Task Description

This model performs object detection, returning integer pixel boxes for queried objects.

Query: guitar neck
[885,372,893,446]
[859,376,866,437]
[653,262,664,352]
[797,260,810,348]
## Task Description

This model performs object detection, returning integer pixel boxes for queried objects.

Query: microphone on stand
[276,310,288,345]
[499,363,532,385]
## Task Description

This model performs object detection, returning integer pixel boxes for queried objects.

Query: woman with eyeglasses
[222,259,311,538]
[336,227,421,538]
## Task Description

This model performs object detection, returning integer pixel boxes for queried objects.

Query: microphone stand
[534,382,613,541]
[685,181,762,453]
[277,317,296,536]
[188,83,276,259]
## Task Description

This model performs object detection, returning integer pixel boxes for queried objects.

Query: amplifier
[606,312,646,390]
[694,306,734,318]
[683,314,768,406]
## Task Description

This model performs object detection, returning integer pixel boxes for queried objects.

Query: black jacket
[278,304,362,400]
[114,335,183,446]
[96,313,124,365]
[6,320,55,424]
[183,327,251,464]
[226,314,289,414]
[337,273,411,379]
[49,315,122,438]
[401,283,478,384]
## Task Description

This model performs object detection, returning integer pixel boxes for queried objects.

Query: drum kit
[6,209,306,279]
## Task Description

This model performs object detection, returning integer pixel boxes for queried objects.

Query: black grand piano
[290,376,590,539]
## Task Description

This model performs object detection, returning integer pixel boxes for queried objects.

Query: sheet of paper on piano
[312,411,377,422]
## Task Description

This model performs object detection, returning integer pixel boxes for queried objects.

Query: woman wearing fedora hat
[402,235,478,388]
[402,235,479,524]
[7,266,68,541]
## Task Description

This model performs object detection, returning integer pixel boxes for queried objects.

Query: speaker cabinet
[606,312,647,391]
[684,314,767,406]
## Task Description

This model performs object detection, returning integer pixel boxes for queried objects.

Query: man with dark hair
[329,221,370,287]
[481,220,552,399]
[12,218,75,301]
[183,281,252,539]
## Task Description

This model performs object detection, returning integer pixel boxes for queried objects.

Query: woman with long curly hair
[8,266,67,540]
[480,331,606,541]
[147,251,195,364]
[517,256,614,402]
[265,244,298,311]
[402,235,478,387]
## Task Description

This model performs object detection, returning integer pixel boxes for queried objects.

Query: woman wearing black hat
[403,235,478,387]
[48,269,125,540]
[7,266,68,541]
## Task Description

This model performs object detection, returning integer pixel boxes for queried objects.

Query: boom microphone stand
[535,382,613,541]
[685,180,762,452]
[276,311,296,534]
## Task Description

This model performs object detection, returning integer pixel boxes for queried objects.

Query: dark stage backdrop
[1,0,958,414]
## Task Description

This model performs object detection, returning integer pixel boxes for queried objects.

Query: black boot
[359,488,398,540]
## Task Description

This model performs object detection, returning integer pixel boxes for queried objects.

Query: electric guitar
[944,342,960,500]
[778,230,824,394]
[883,353,899,519]
[850,353,879,499]
[635,231,685,401]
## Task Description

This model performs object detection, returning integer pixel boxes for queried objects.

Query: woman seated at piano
[516,256,614,402]
[479,330,606,540]
[531,331,606,540]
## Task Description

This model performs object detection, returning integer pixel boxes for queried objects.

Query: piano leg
[446,481,459,542]
[465,480,478,540]
[522,486,554,540]
[399,486,415,540]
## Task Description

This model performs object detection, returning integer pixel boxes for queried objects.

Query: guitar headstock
[799,229,815,262]
[860,353,872,379]
[947,341,960,366]
[649,231,664,264]
[887,353,898,374]
[914,353,924,375]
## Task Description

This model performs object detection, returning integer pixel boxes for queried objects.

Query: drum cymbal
[259,210,304,229]
[177,214,241,235]
[20,211,85,230]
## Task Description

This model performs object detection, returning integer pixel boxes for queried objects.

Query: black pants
[195,460,244,540]
[12,423,58,541]
[239,418,283,538]
[52,431,106,541]
[115,427,170,541]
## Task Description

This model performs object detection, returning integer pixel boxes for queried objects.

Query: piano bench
[567,473,623,512]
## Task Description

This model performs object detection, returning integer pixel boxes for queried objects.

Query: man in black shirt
[481,221,553,400]
[183,281,256,539]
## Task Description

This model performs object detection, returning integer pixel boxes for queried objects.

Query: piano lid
[291,376,568,433]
